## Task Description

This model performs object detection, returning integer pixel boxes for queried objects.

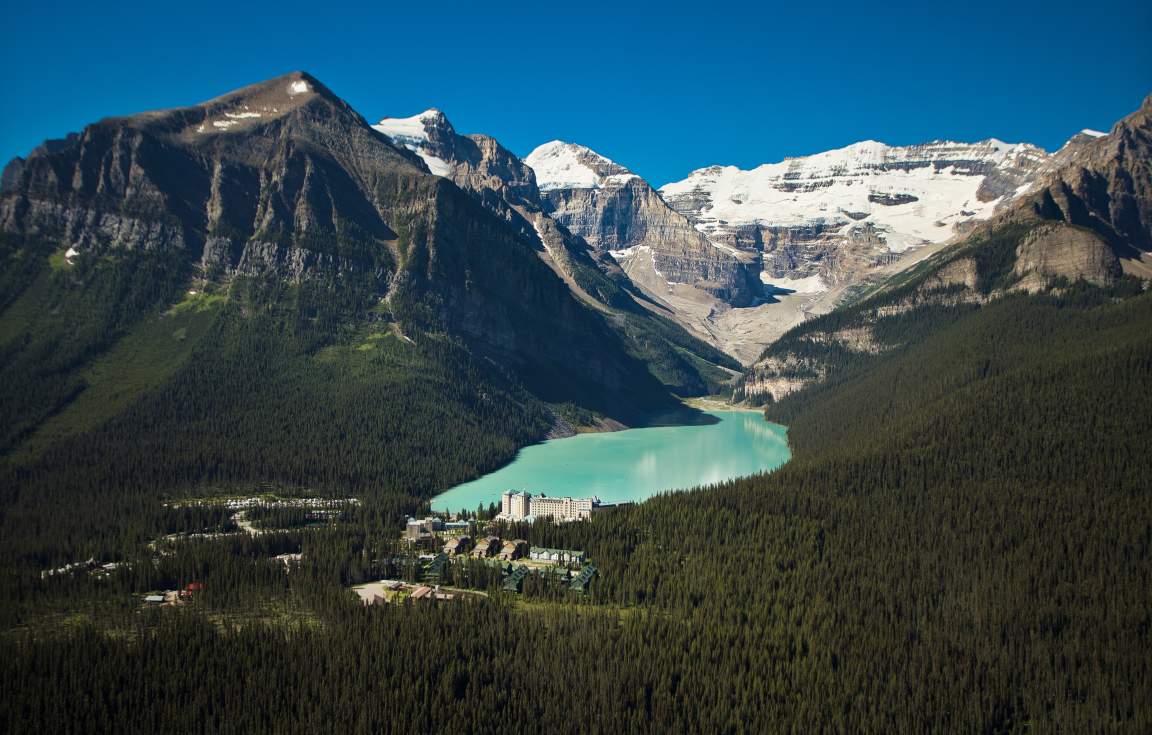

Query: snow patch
[1080,129,1107,138]
[609,246,639,260]
[603,173,639,186]
[287,80,310,96]
[531,220,550,250]
[416,152,451,177]
[761,272,827,294]
[525,141,603,190]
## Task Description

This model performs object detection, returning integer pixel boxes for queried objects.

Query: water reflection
[432,411,790,514]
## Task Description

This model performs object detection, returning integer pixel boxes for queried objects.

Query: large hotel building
[499,490,599,522]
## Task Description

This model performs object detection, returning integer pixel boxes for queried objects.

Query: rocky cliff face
[1011,222,1120,292]
[660,139,1052,292]
[1,73,418,283]
[525,141,761,307]
[1009,96,1152,264]
[0,72,686,425]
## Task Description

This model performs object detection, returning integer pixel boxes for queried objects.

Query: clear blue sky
[2,0,1149,186]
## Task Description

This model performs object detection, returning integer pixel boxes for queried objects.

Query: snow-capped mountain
[525,141,761,307]
[526,141,638,191]
[373,112,1130,365]
[660,139,1053,291]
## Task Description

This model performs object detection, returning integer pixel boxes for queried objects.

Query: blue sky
[2,0,1149,186]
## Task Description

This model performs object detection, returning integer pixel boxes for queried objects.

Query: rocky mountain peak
[374,109,453,144]
[1008,93,1152,259]
[372,109,459,176]
[108,71,366,141]
[524,141,637,191]
[523,140,762,315]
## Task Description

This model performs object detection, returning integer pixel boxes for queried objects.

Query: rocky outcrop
[1010,97,1152,263]
[1011,222,1119,292]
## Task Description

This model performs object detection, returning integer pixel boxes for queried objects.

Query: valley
[0,58,1148,734]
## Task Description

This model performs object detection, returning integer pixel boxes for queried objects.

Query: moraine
[432,411,790,514]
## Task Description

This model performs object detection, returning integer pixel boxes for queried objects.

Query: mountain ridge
[737,94,1152,404]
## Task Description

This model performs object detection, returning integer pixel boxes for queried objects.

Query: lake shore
[682,396,763,413]
[431,410,790,513]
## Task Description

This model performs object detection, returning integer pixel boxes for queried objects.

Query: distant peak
[525,140,636,191]
[373,108,454,145]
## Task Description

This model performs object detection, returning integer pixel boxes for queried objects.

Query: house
[443,536,472,555]
[409,585,454,602]
[503,565,530,593]
[497,539,529,561]
[570,564,597,593]
[471,536,501,558]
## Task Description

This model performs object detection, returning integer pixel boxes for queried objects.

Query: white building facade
[499,491,598,521]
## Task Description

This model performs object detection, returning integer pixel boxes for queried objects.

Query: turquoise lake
[432,410,790,513]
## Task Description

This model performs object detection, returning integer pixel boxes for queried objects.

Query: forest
[0,269,1147,732]
[1,233,1150,730]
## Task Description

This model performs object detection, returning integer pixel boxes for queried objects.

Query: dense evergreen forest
[2,259,1149,732]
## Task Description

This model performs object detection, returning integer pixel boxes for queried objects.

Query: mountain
[525,141,761,306]
[517,136,1063,363]
[373,110,741,395]
[1009,98,1152,269]
[660,138,1051,289]
[0,72,717,561]
[737,96,1152,404]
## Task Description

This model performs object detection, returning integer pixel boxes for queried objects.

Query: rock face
[1,73,416,279]
[0,72,685,424]
[1011,96,1152,264]
[660,139,1051,291]
[1011,222,1119,292]
[525,141,761,306]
